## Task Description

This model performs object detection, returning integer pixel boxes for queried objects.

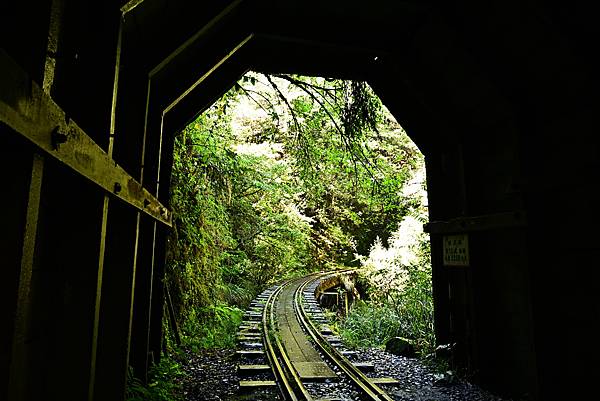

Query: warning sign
[443,234,469,266]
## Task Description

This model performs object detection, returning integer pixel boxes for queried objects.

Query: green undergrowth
[336,235,435,356]
[125,352,185,401]
[180,304,244,350]
[335,301,402,348]
[129,69,433,400]
[164,90,315,350]
[163,72,429,356]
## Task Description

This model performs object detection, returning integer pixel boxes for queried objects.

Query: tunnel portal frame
[2,1,600,401]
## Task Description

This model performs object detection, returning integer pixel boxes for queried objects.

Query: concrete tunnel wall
[2,1,600,401]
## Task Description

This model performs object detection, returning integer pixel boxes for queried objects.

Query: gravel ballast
[175,346,512,401]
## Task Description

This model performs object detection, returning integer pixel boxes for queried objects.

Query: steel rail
[294,274,395,401]
[262,279,313,401]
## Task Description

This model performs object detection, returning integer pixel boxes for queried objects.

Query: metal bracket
[424,211,526,234]
[0,49,172,227]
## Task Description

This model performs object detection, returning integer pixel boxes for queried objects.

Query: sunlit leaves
[166,71,428,351]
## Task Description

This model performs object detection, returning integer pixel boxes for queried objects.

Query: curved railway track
[240,272,395,401]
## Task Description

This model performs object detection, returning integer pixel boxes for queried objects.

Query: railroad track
[237,272,396,401]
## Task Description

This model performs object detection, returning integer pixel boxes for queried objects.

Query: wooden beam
[424,211,527,234]
[0,50,172,227]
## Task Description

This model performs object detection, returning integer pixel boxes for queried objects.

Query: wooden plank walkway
[276,277,337,381]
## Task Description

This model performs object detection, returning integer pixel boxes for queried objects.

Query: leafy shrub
[181,304,243,350]
[164,72,430,355]
[340,215,434,355]
[339,261,434,355]
[126,354,184,401]
[338,301,402,348]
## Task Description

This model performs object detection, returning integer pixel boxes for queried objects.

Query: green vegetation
[338,239,434,355]
[165,84,314,348]
[162,72,427,349]
[165,74,420,336]
[337,176,434,354]
[125,355,184,401]
[127,71,433,399]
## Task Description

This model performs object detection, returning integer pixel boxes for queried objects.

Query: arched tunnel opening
[2,1,600,401]
[163,69,434,365]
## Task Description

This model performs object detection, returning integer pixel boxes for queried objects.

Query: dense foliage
[127,72,433,400]
[166,91,313,349]
[161,71,430,352]
[126,356,184,401]
[338,221,434,354]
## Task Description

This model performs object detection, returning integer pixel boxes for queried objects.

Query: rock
[434,343,456,359]
[433,370,457,386]
[385,337,416,358]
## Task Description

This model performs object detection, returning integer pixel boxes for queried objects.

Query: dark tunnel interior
[2,1,600,400]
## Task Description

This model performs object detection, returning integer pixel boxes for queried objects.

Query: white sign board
[443,234,469,266]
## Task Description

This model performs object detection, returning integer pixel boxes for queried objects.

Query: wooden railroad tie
[235,350,265,358]
[370,377,400,385]
[239,341,263,349]
[237,335,262,342]
[352,362,374,372]
[320,327,334,335]
[238,364,271,375]
[238,380,277,390]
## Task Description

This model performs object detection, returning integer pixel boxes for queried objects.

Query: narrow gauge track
[260,272,395,401]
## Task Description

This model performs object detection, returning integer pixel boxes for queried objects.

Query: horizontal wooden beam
[0,49,172,227]
[424,211,526,234]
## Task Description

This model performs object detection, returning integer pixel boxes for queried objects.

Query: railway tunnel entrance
[2,1,600,401]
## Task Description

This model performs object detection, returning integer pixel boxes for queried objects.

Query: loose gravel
[175,276,511,401]
[175,347,281,401]
[176,345,511,401]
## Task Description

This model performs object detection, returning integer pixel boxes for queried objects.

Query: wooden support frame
[424,211,527,234]
[0,50,172,227]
